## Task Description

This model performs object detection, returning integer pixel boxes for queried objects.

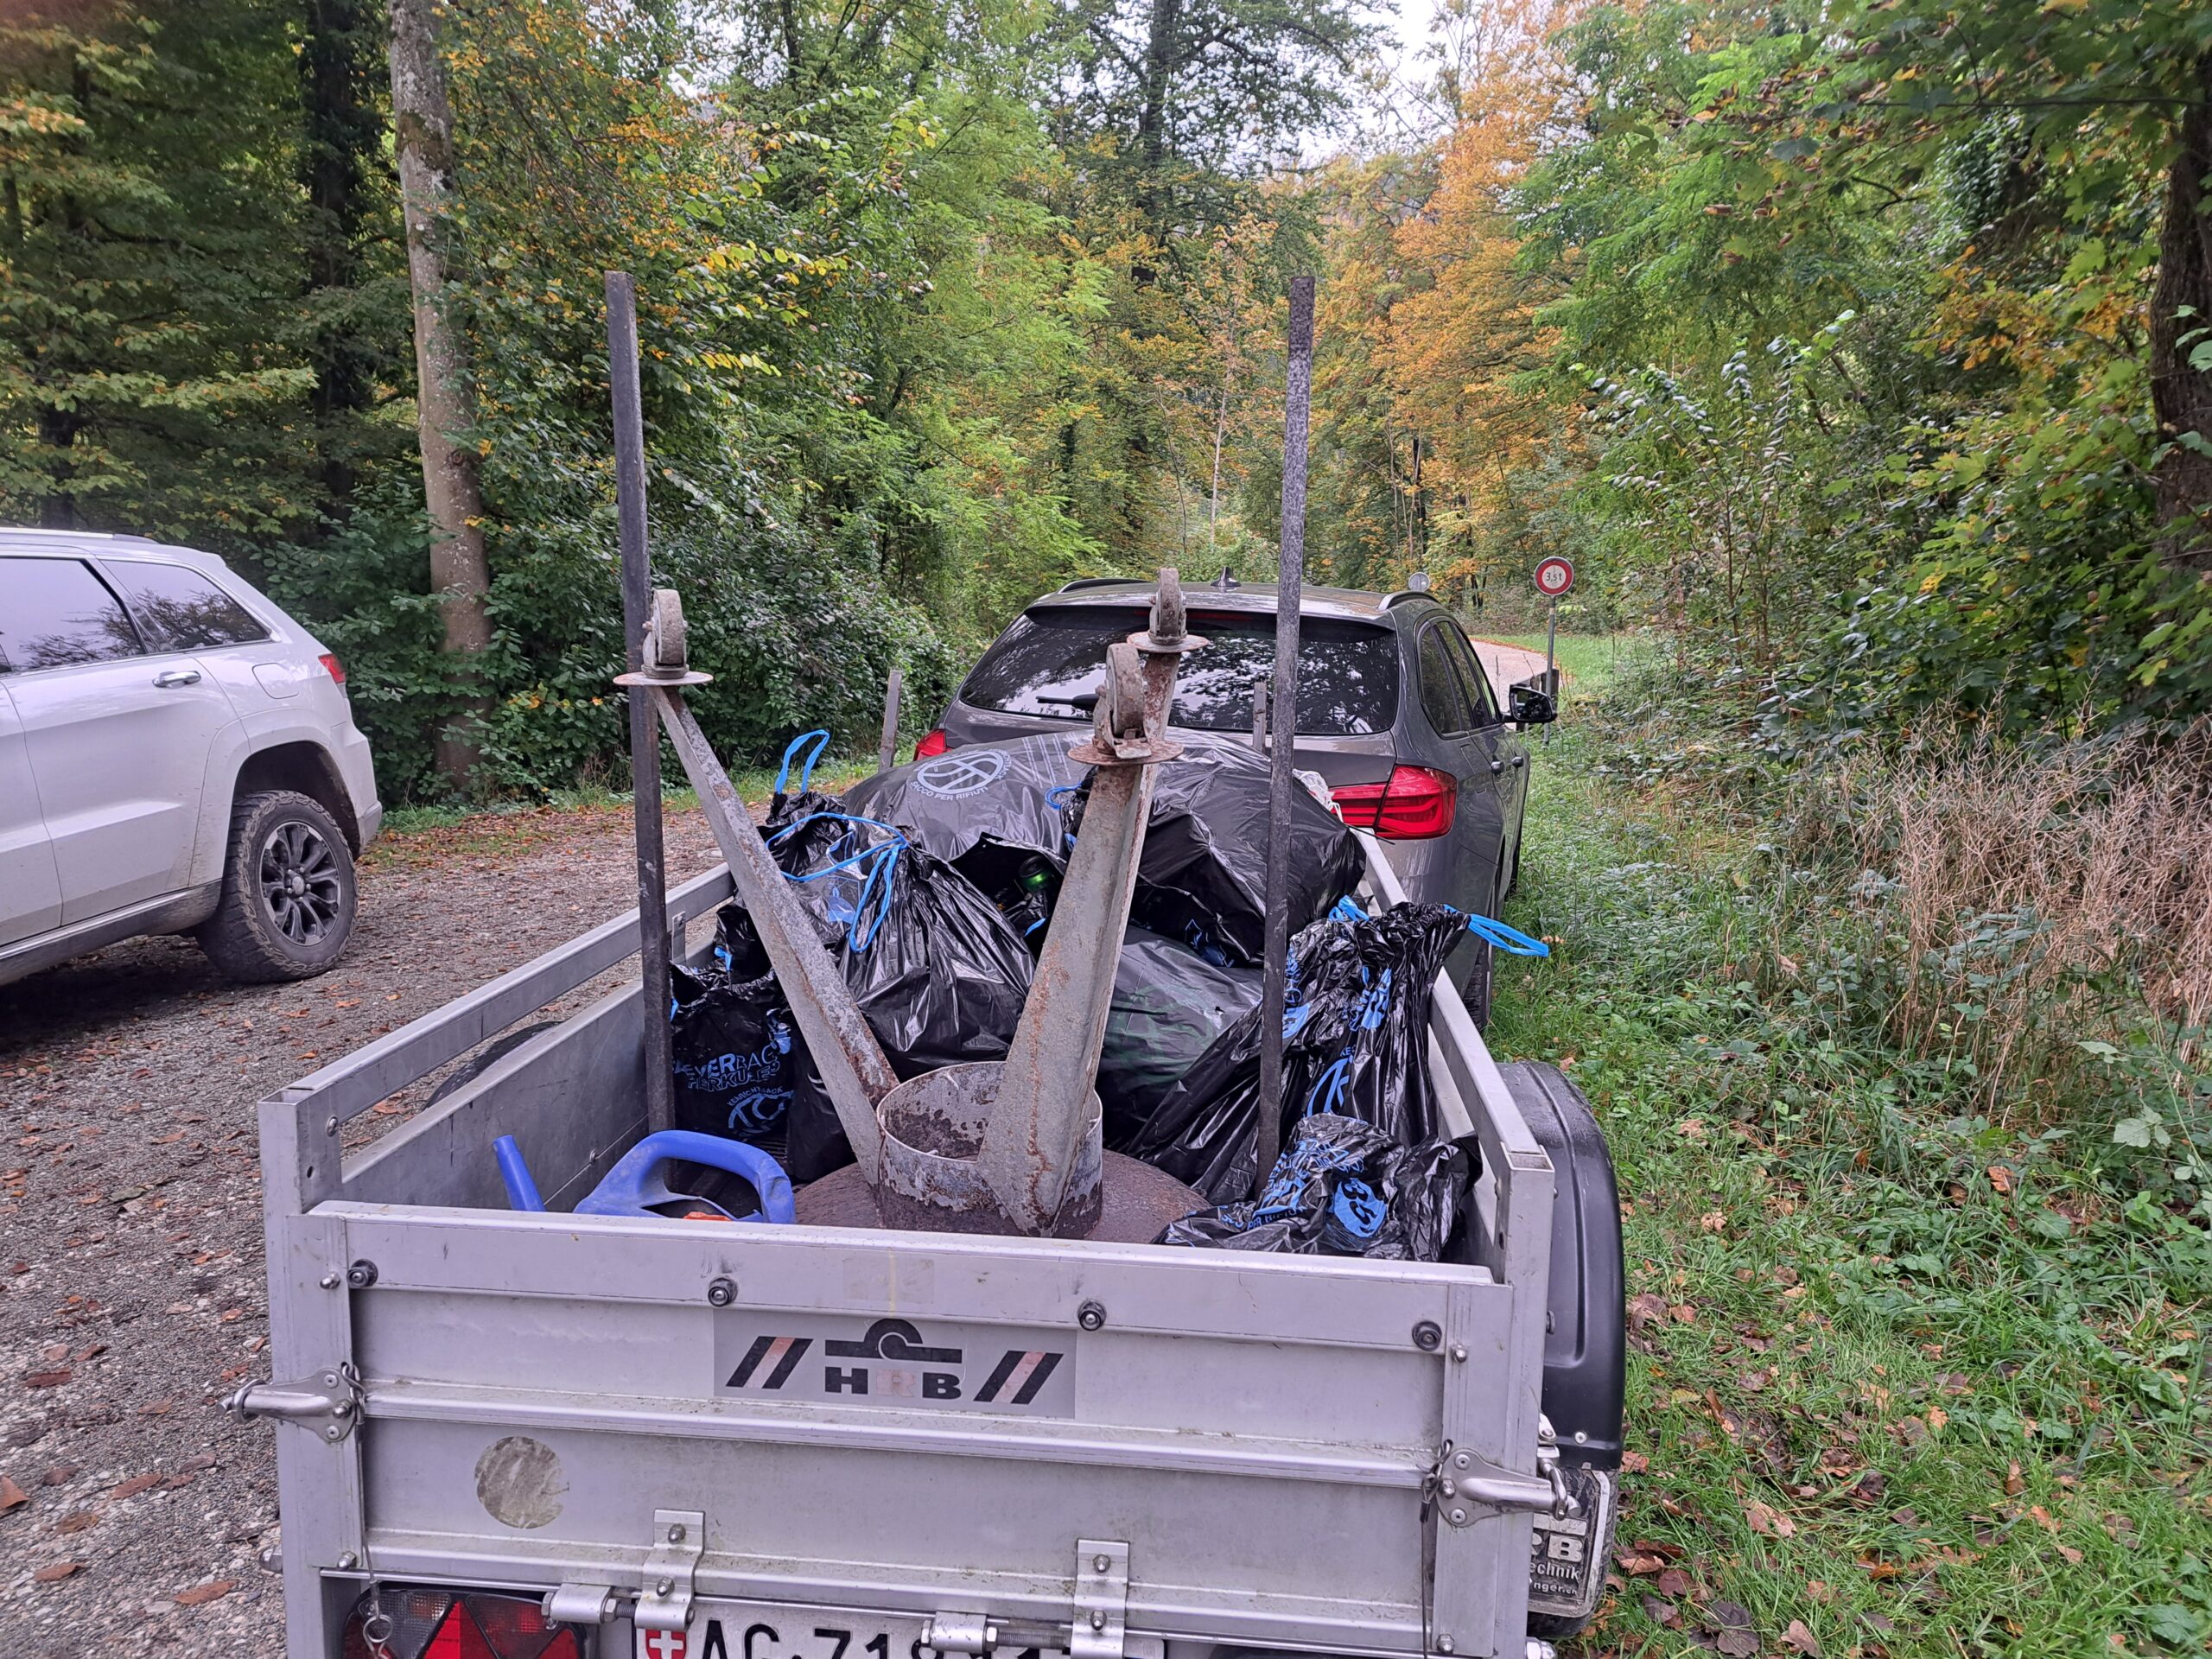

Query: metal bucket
[877,1062,1103,1238]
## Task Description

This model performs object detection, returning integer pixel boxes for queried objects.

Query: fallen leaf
[1714,1628,1759,1656]
[1710,1601,1755,1630]
[1700,1211,1726,1232]
[1643,1595,1681,1629]
[2030,1504,2060,1535]
[1783,1618,1821,1656]
[175,1579,236,1606]
[0,1474,26,1510]
[2005,1461,2024,1496]
[1627,1293,1669,1337]
[23,1370,70,1389]
[1617,1549,1669,1576]
[33,1560,81,1582]
[2056,1543,2083,1565]
[1622,1450,1649,1474]
[1926,1405,1948,1433]
[1987,1164,2012,1194]
[1655,1567,1693,1598]
[39,1465,79,1486]
[1808,1580,1834,1604]
[54,1509,99,1534]
[111,1475,159,1499]
[1746,1497,1797,1538]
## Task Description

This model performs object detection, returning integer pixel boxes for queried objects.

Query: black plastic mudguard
[1498,1060,1625,1471]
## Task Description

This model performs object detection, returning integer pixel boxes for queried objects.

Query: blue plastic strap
[1458,912,1551,957]
[775,728,831,798]
[1330,895,1369,922]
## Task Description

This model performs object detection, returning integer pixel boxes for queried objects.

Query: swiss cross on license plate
[714,1313,1077,1416]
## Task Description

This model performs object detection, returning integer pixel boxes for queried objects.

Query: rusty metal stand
[1256,275,1316,1198]
[605,270,676,1136]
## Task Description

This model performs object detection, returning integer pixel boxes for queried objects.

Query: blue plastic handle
[574,1130,797,1224]
[494,1134,547,1212]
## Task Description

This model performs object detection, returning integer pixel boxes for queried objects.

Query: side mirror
[1510,684,1557,726]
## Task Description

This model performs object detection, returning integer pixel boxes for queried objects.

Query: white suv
[1,531,382,986]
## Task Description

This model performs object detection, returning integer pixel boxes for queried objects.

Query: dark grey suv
[917,575,1555,1022]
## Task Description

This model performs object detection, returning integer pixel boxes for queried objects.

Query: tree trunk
[1131,0,1181,263]
[389,0,492,791]
[302,0,383,518]
[2150,54,2212,571]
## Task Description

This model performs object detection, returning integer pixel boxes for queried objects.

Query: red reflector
[913,728,950,760]
[1332,766,1457,839]
[319,652,346,685]
[344,1591,581,1659]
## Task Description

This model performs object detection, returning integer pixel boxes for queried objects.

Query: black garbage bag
[847,734,1361,969]
[1098,928,1262,1135]
[776,839,1039,1181]
[1156,1113,1468,1262]
[1114,903,1469,1203]
[1071,741,1363,967]
[669,962,798,1154]
[841,735,1080,865]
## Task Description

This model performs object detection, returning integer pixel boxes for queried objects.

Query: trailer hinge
[636,1510,704,1633]
[219,1362,365,1443]
[1070,1540,1128,1659]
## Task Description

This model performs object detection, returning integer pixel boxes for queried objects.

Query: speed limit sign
[1534,556,1575,598]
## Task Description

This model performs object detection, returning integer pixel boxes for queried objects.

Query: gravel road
[0,804,722,1658]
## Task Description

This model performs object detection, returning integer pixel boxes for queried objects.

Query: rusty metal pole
[979,571,1202,1235]
[877,665,903,773]
[1256,275,1315,1198]
[606,271,676,1136]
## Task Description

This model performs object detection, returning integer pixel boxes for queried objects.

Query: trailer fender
[1500,1060,1625,1469]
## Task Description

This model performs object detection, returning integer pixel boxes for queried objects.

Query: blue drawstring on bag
[775,728,831,798]
[1454,910,1550,957]
[768,810,908,952]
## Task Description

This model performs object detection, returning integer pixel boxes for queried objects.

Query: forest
[3,0,2209,798]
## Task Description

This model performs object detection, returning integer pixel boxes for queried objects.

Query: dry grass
[1787,725,2212,1113]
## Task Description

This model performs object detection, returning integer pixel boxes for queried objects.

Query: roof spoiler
[1057,576,1141,593]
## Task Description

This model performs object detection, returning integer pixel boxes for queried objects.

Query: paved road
[1468,637,1552,698]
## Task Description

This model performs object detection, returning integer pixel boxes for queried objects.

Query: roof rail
[1058,576,1141,593]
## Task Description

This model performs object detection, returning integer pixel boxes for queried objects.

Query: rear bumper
[334,723,382,849]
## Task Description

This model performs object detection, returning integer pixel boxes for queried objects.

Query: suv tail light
[913,728,950,760]
[319,652,346,686]
[343,1588,582,1659]
[1332,766,1457,839]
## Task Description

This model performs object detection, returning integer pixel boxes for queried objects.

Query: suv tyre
[196,789,358,982]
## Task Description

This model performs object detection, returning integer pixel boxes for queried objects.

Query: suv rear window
[103,561,270,652]
[960,607,1400,735]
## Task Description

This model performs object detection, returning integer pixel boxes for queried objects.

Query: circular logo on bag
[913,748,1008,797]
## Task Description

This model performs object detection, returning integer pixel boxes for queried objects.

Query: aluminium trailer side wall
[251,844,1559,1659]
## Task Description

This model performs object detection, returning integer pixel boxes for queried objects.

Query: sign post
[1533,556,1574,742]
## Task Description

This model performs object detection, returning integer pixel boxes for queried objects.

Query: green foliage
[1493,690,2212,1659]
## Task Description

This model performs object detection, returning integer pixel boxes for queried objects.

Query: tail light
[914,728,950,760]
[1332,766,1457,839]
[319,652,346,686]
[343,1588,582,1659]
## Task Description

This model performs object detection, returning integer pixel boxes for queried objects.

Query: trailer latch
[635,1509,704,1632]
[219,1363,365,1443]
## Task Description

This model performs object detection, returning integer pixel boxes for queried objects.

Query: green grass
[1482,631,1656,690]
[1491,715,2212,1657]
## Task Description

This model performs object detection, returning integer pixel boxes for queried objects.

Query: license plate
[1527,1464,1617,1621]
[636,1604,1066,1659]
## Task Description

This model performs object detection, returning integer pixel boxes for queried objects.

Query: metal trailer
[231,832,1623,1659]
